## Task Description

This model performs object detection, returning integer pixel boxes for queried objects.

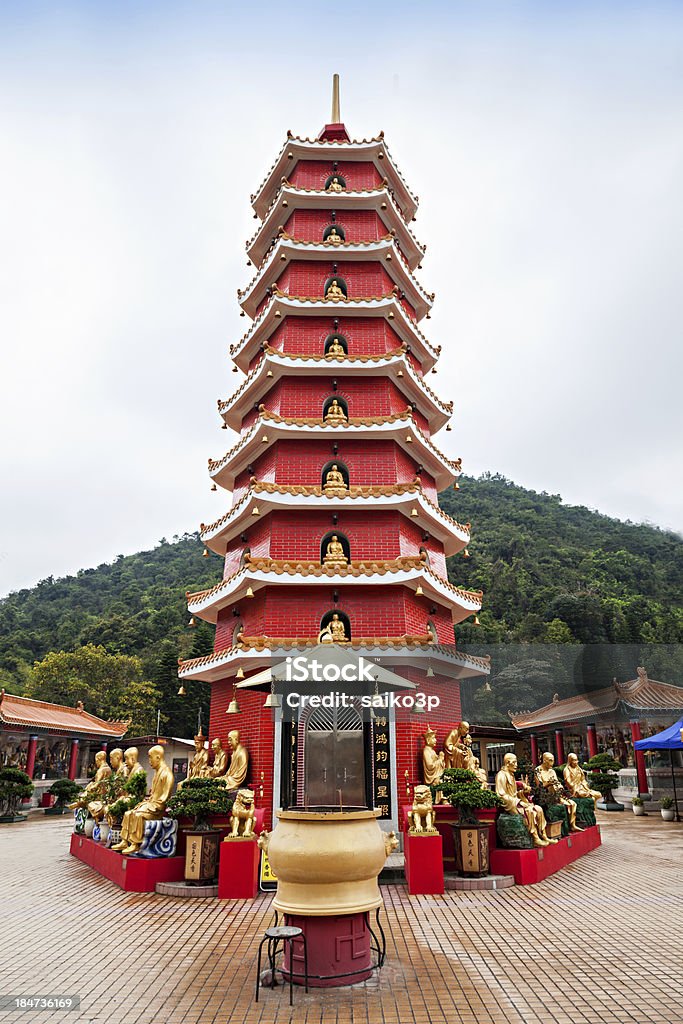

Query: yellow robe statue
[114,746,173,854]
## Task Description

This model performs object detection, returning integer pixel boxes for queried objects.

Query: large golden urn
[263,808,395,916]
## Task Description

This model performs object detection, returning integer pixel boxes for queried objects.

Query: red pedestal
[489,825,602,885]
[404,831,444,895]
[402,804,496,872]
[283,912,371,988]
[217,838,259,899]
[69,834,184,892]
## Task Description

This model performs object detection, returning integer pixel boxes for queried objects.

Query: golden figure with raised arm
[495,753,557,848]
[536,751,583,832]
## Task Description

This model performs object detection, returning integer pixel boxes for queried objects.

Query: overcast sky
[1,1,682,597]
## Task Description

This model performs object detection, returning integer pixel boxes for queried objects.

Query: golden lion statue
[228,788,256,838]
[409,784,438,834]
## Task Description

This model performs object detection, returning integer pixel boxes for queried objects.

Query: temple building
[0,689,129,805]
[178,79,489,833]
[509,667,683,796]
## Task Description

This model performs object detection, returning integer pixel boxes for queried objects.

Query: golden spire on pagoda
[331,73,341,123]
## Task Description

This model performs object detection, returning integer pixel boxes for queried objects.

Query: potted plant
[586,753,624,811]
[45,779,81,815]
[0,767,34,822]
[660,796,676,821]
[437,768,503,877]
[631,795,645,816]
[167,777,233,884]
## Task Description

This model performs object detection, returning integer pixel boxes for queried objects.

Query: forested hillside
[0,474,680,733]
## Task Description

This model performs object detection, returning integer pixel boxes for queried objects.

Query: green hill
[0,474,680,734]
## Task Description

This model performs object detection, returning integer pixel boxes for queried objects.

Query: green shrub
[48,778,81,808]
[0,767,34,817]
[166,777,233,830]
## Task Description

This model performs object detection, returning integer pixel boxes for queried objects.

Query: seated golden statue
[536,752,582,832]
[326,336,345,357]
[563,753,601,803]
[326,176,344,193]
[323,534,348,565]
[422,726,445,804]
[318,612,348,643]
[228,788,256,838]
[111,745,174,855]
[124,746,146,779]
[323,463,347,493]
[444,721,474,770]
[223,730,249,791]
[495,753,557,848]
[324,398,347,425]
[70,750,111,810]
[326,227,342,244]
[178,731,208,789]
[206,737,228,778]
[325,279,345,301]
[409,784,438,834]
[89,748,127,821]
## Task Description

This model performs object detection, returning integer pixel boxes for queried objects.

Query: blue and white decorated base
[73,808,87,835]
[137,818,178,858]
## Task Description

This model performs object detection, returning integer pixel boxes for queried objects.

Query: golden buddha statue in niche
[318,612,348,643]
[422,726,445,804]
[536,751,582,832]
[563,753,601,804]
[325,398,347,425]
[323,463,347,493]
[326,176,344,193]
[323,534,348,565]
[326,227,342,244]
[495,753,556,848]
[223,730,249,791]
[206,737,228,778]
[111,745,174,855]
[325,279,345,301]
[326,336,345,357]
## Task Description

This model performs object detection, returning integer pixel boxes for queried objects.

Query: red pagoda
[179,77,489,831]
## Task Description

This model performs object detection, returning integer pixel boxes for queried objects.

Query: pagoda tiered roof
[200,480,469,557]
[247,185,424,268]
[239,236,433,320]
[250,134,418,222]
[185,556,482,625]
[178,637,489,684]
[229,292,440,371]
[218,344,451,431]
[207,409,461,491]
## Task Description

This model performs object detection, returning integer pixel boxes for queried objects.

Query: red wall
[289,160,383,192]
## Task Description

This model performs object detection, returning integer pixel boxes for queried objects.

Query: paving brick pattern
[1,813,682,1024]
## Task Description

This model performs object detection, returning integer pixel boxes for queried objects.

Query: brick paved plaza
[1,813,682,1024]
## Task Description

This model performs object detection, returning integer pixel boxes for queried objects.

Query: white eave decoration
[187,566,482,625]
[240,237,432,320]
[247,186,423,269]
[220,350,452,431]
[209,417,459,491]
[200,487,469,557]
[251,137,418,223]
[230,294,439,372]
